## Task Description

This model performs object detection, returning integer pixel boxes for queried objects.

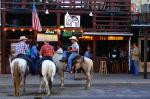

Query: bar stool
[112,61,119,73]
[99,61,107,75]
[121,60,128,73]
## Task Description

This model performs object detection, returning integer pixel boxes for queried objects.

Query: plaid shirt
[40,44,54,57]
[15,41,28,55]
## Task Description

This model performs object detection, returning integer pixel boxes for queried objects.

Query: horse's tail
[13,61,20,81]
[13,61,21,95]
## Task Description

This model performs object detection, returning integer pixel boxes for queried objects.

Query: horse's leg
[13,75,17,96]
[85,71,91,89]
[23,75,26,93]
[44,77,50,96]
[60,69,64,88]
[39,76,44,93]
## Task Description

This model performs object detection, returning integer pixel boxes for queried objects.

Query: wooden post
[1,11,6,74]
[144,30,148,79]
[92,0,96,31]
[33,30,37,43]
[57,13,60,27]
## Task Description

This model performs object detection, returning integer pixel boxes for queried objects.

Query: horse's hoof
[14,93,19,96]
[61,87,64,90]
[38,90,42,93]
[23,89,26,93]
[85,86,90,90]
[47,93,50,96]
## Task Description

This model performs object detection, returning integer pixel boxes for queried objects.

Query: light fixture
[46,0,49,3]
[89,12,93,16]
[4,28,7,31]
[21,29,24,31]
[45,9,49,14]
[12,29,15,32]
[66,11,70,16]
[60,25,64,29]
[29,29,32,32]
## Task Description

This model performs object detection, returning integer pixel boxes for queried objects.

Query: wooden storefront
[80,32,133,73]
[1,0,131,73]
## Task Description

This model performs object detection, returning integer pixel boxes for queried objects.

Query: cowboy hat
[69,36,78,41]
[19,36,28,41]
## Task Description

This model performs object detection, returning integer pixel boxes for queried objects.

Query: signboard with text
[65,14,80,27]
[37,34,58,41]
[131,0,150,14]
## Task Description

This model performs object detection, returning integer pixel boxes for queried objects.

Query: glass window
[141,40,150,62]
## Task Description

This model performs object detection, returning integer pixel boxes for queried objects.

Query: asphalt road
[0,84,150,99]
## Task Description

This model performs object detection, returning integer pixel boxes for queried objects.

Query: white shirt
[72,42,79,53]
[56,48,63,54]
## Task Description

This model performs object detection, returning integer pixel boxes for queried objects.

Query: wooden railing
[1,0,130,12]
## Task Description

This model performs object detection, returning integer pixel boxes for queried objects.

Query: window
[141,40,150,62]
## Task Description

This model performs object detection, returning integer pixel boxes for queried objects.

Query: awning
[83,32,133,36]
[131,24,150,27]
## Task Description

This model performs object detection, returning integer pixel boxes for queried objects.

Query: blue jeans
[67,52,78,71]
[62,51,68,58]
[132,60,139,76]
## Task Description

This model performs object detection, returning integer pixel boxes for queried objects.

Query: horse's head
[9,54,13,64]
[53,53,67,70]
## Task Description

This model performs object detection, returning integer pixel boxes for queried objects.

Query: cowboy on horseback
[60,36,79,73]
[35,40,55,72]
[13,36,34,74]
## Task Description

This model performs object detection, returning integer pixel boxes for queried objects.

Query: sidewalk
[0,73,150,87]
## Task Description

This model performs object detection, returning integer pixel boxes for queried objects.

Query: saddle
[72,55,85,73]
[11,54,32,73]
[11,55,31,65]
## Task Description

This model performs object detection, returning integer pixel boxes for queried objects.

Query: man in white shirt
[67,36,79,72]
[56,44,63,54]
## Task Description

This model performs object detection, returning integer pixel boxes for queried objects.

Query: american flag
[32,3,42,32]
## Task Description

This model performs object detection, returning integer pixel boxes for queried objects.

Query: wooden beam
[57,13,60,27]
[1,11,6,74]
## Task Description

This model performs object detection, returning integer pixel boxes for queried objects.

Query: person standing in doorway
[131,43,140,76]
[84,46,92,59]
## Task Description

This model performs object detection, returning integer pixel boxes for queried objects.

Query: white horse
[9,57,29,96]
[10,56,56,96]
[39,60,56,96]
[53,53,66,88]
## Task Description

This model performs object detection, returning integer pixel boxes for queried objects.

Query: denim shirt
[31,45,39,58]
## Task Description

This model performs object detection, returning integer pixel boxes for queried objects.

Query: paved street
[0,73,150,99]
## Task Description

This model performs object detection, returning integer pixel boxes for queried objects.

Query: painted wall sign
[65,14,80,27]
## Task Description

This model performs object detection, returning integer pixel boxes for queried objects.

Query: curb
[0,82,150,89]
